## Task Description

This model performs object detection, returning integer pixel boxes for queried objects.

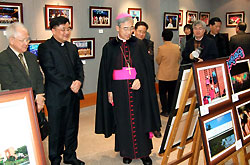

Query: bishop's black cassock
[95,36,161,159]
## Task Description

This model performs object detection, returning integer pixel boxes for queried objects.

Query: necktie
[18,54,29,76]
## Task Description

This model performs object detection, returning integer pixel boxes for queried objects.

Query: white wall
[211,0,250,38]
[179,0,212,35]
[2,0,246,94]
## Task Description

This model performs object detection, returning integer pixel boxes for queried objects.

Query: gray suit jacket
[0,46,44,95]
[230,31,250,55]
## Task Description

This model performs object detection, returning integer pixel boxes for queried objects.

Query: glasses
[56,27,72,32]
[15,37,31,43]
[120,26,134,32]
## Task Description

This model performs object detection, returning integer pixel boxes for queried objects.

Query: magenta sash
[113,67,137,80]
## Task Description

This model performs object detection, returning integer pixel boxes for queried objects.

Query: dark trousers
[48,94,80,164]
[159,80,177,113]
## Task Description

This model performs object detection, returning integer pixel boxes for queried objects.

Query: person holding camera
[181,20,218,64]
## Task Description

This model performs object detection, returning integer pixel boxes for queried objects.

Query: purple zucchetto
[116,13,132,20]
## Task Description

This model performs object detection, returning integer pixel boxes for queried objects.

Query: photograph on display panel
[226,11,245,27]
[179,10,183,26]
[199,12,210,26]
[199,107,240,165]
[45,5,73,29]
[163,12,178,30]
[128,8,142,26]
[28,40,45,56]
[0,88,45,164]
[193,59,231,110]
[235,99,250,145]
[186,10,198,24]
[159,64,198,154]
[0,2,23,29]
[228,58,250,98]
[89,6,112,28]
[71,38,95,59]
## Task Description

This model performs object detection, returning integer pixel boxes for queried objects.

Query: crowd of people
[0,12,249,165]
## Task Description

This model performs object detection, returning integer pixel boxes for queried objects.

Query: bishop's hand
[131,79,141,90]
[108,92,114,106]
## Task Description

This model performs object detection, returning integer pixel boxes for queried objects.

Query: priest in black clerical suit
[38,17,85,165]
[95,13,161,165]
[0,22,45,111]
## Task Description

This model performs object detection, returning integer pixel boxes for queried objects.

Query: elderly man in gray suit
[0,22,45,111]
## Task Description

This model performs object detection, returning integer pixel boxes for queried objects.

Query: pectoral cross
[126,63,132,75]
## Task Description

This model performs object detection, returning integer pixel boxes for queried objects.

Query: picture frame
[235,98,250,145]
[193,58,231,111]
[71,38,95,59]
[163,12,179,30]
[199,12,210,26]
[45,5,73,29]
[159,106,199,154]
[186,10,198,24]
[128,8,142,26]
[159,64,198,154]
[228,57,250,99]
[179,10,183,26]
[0,2,23,29]
[28,40,45,56]
[226,11,245,27]
[0,88,46,164]
[199,107,241,165]
[179,35,185,47]
[89,6,112,28]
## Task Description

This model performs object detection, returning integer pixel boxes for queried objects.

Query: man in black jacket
[207,17,229,58]
[38,17,84,165]
[181,20,218,64]
[230,22,250,55]
[134,21,161,138]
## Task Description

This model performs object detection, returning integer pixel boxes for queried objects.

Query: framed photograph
[28,40,45,56]
[226,11,245,27]
[179,35,185,47]
[159,106,199,154]
[0,2,23,29]
[235,98,250,145]
[199,107,240,164]
[199,12,210,26]
[163,12,179,30]
[193,58,231,110]
[128,8,142,26]
[0,88,46,164]
[179,10,183,26]
[159,64,198,154]
[186,10,198,24]
[45,5,73,29]
[89,6,112,28]
[71,38,95,59]
[228,58,250,99]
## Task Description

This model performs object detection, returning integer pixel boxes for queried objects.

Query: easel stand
[161,68,203,165]
[161,68,250,165]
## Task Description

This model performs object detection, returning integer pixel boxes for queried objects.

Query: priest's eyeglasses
[58,27,72,32]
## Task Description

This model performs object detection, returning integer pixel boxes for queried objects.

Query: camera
[192,47,203,58]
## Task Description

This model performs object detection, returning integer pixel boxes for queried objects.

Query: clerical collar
[117,35,127,42]
[195,36,203,41]
[52,36,65,47]
[209,32,216,37]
